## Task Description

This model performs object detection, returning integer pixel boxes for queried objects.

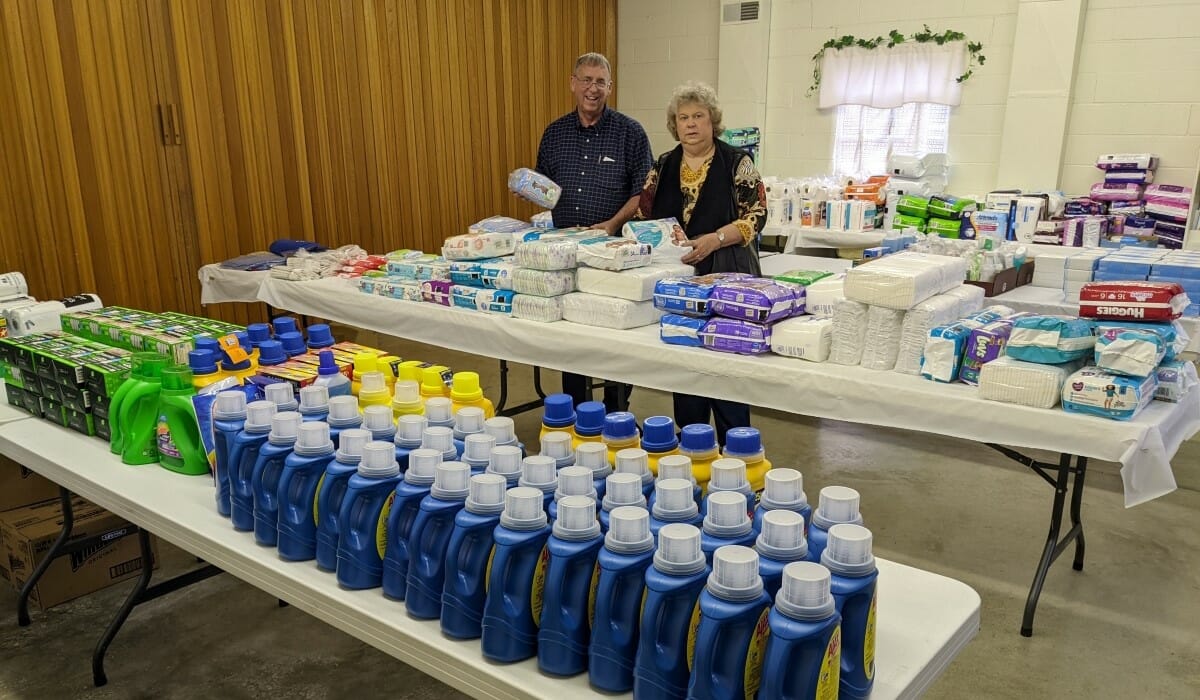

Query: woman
[637,81,767,445]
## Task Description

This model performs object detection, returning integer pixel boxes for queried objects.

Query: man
[536,52,651,412]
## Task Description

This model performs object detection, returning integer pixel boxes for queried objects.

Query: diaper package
[1096,153,1158,171]
[660,314,707,347]
[576,236,653,271]
[386,255,452,281]
[769,317,833,362]
[843,252,967,309]
[710,279,797,324]
[512,294,563,323]
[959,320,1014,385]
[1094,320,1187,362]
[622,218,690,263]
[508,168,561,208]
[1094,330,1166,378]
[1155,360,1198,402]
[860,306,907,371]
[829,299,869,366]
[442,232,519,261]
[804,273,847,319]
[362,277,423,302]
[978,356,1082,409]
[1090,181,1144,202]
[699,318,772,355]
[921,323,973,383]
[1061,367,1157,421]
[469,215,532,236]
[576,264,692,302]
[561,293,663,330]
[653,273,753,317]
[512,268,576,297]
[531,211,555,229]
[894,293,962,375]
[1006,316,1096,364]
[421,279,453,306]
[1079,281,1189,321]
[449,258,515,289]
[451,286,515,315]
[515,238,580,271]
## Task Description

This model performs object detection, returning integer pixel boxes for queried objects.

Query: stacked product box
[256,340,376,391]
[62,308,242,364]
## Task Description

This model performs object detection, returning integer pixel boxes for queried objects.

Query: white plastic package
[843,252,966,309]
[1155,360,1198,402]
[769,317,833,362]
[940,284,986,318]
[1095,331,1166,378]
[441,232,519,261]
[829,299,869,365]
[561,293,663,329]
[804,273,846,319]
[531,210,555,229]
[512,268,576,297]
[978,356,1083,409]
[894,293,961,375]
[860,306,907,371]
[622,218,689,263]
[469,215,531,235]
[576,236,653,271]
[515,238,578,270]
[575,264,692,302]
[508,168,561,208]
[512,294,564,323]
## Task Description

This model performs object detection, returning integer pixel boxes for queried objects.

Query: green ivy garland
[807,26,986,96]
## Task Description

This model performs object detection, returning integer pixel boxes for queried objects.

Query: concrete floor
[3,328,1200,699]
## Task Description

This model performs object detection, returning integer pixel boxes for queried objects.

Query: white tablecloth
[773,225,886,252]
[198,265,270,305]
[258,276,1200,507]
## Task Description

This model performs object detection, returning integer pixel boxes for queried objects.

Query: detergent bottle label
[685,600,702,671]
[530,544,550,626]
[313,473,326,526]
[484,546,496,594]
[587,560,601,626]
[743,608,771,697]
[864,591,877,680]
[817,625,842,700]
[376,492,396,559]
[218,334,250,363]
[156,415,181,458]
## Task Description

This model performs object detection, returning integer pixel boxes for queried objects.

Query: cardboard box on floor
[0,455,59,512]
[0,496,157,609]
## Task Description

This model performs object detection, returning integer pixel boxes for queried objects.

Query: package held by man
[507,168,561,208]
[1078,281,1189,321]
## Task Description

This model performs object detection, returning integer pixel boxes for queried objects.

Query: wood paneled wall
[0,0,616,323]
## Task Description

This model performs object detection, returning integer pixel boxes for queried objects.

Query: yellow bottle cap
[450,371,483,402]
[377,355,400,380]
[353,352,378,376]
[421,367,446,395]
[397,360,425,383]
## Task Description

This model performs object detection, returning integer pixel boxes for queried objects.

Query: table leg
[1070,457,1087,571]
[496,360,553,418]
[17,487,74,627]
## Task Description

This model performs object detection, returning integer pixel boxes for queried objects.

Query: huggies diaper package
[1006,316,1096,364]
[710,279,797,324]
[699,318,772,355]
[1061,367,1157,421]
[575,236,653,271]
[622,218,690,263]
[769,317,833,362]
[1078,281,1189,321]
[659,314,707,347]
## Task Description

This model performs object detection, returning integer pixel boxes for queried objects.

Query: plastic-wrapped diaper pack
[1090,182,1144,202]
[442,232,519,261]
[421,279,453,306]
[773,269,833,288]
[451,285,515,315]
[699,318,772,355]
[894,293,961,375]
[1095,330,1166,378]
[361,277,423,302]
[622,218,689,263]
[860,306,907,371]
[1078,281,1190,322]
[1006,316,1096,364]
[843,252,967,309]
[512,294,563,323]
[576,264,692,302]
[921,323,974,382]
[653,273,753,317]
[515,238,580,270]
[469,215,532,236]
[531,211,555,229]
[1094,321,1188,363]
[830,299,869,366]
[561,293,662,330]
[959,320,1014,385]
[449,259,515,290]
[769,317,833,362]
[1155,360,1198,402]
[942,284,985,318]
[1061,367,1157,421]
[512,268,576,297]
[386,255,451,281]
[660,314,707,347]
[978,356,1083,409]
[804,274,846,319]
[576,236,653,271]
[710,279,797,324]
[508,168,561,208]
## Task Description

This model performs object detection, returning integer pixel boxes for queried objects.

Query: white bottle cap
[244,400,276,434]
[656,455,695,484]
[552,495,601,541]
[484,416,517,445]
[652,479,699,522]
[540,431,574,468]
[615,448,652,487]
[761,468,807,511]
[466,473,507,515]
[358,441,400,478]
[421,426,456,460]
[756,510,807,561]
[392,380,421,407]
[264,382,298,411]
[404,448,440,485]
[555,466,596,501]
[294,422,333,456]
[362,405,395,436]
[776,561,835,620]
[708,458,748,491]
[654,523,706,576]
[360,371,387,393]
[500,486,548,530]
[486,445,523,482]
[431,461,471,500]
[425,397,454,426]
[703,491,751,537]
[605,506,654,554]
[395,414,427,447]
[821,523,876,576]
[812,486,862,530]
[519,455,558,493]
[462,433,496,467]
[214,390,248,420]
[574,442,611,479]
[269,412,302,444]
[602,472,646,511]
[298,385,329,415]
[706,545,764,601]
[327,396,362,427]
[453,407,485,440]
[336,428,372,464]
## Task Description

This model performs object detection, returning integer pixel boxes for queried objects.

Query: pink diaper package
[709,278,797,324]
[1089,182,1143,202]
[699,318,772,355]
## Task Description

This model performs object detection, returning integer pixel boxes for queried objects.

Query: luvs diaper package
[1005,316,1095,364]
[623,218,689,263]
[769,316,833,362]
[653,272,753,317]
[508,168,562,208]
[575,236,653,271]
[699,318,772,355]
[1061,367,1157,421]
[959,320,1014,385]
[660,314,707,347]
[709,279,797,324]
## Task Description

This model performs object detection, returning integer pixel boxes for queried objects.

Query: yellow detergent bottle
[397,360,426,384]
[357,371,392,411]
[680,424,721,493]
[572,401,606,447]
[378,354,400,391]
[540,393,578,444]
[351,353,378,396]
[419,366,452,402]
[640,415,680,476]
[188,349,224,391]
[391,379,424,419]
[601,412,640,468]
[449,371,495,418]
[721,427,772,495]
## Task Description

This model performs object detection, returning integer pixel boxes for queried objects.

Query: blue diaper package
[1094,330,1166,378]
[1094,321,1186,362]
[652,273,753,317]
[1095,259,1154,278]
[451,286,514,314]
[1150,263,1200,280]
[1061,367,1157,421]
[449,258,502,287]
[659,314,707,347]
[921,323,974,383]
[1006,316,1096,364]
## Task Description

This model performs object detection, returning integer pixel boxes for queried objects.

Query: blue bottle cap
[641,415,678,453]
[723,427,761,457]
[602,411,638,441]
[680,424,716,453]
[193,336,221,356]
[317,350,340,376]
[220,354,251,372]
[574,401,606,437]
[541,393,576,428]
[306,323,334,349]
[277,331,307,357]
[257,340,286,366]
[188,349,218,375]
[234,331,251,351]
[273,316,299,336]
[246,323,272,347]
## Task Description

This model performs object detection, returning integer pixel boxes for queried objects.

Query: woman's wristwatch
[716,230,726,244]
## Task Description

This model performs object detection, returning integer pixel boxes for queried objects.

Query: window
[831,102,950,180]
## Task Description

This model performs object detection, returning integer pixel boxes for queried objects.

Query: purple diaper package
[1090,182,1143,202]
[1106,199,1144,216]
[699,318,772,355]
[421,279,453,306]
[959,320,1014,386]
[653,272,753,317]
[709,278,797,324]
[1125,215,1156,233]
[1103,169,1154,185]
[1065,198,1105,217]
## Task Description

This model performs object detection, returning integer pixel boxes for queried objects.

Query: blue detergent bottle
[640,415,679,475]
[548,466,595,522]
[634,523,710,700]
[807,486,863,563]
[574,401,606,444]
[315,428,371,571]
[277,331,307,358]
[484,415,525,455]
[520,455,559,513]
[362,405,397,443]
[263,382,299,413]
[272,316,299,337]
[298,385,330,423]
[649,478,703,538]
[486,444,523,487]
[306,323,335,349]
[406,461,472,619]
[230,401,277,532]
[756,510,809,600]
[251,412,302,547]
[481,487,553,663]
[421,425,460,463]
[705,458,755,518]
[336,441,403,589]
[589,506,656,692]
[381,448,440,600]
[393,414,427,470]
[688,545,773,699]
[424,397,457,431]
[212,390,249,518]
[537,495,604,676]
[441,473,507,639]
[821,524,878,699]
[651,454,701,510]
[452,406,485,456]
[754,467,811,534]
[540,431,575,469]
[758,561,843,700]
[599,472,645,533]
[573,442,611,499]
[461,433,495,474]
[314,350,351,398]
[276,422,336,561]
[614,448,654,499]
[326,395,363,448]
[700,491,757,564]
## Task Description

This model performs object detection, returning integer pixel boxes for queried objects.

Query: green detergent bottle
[109,353,166,455]
[115,354,167,466]
[156,366,209,476]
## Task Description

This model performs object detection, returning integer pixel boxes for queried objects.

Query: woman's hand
[680,233,721,265]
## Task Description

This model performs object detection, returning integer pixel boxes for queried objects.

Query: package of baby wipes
[508,168,562,208]
[1155,360,1198,402]
[622,218,689,263]
[442,232,519,261]
[653,272,753,317]
[1094,330,1166,378]
[769,316,833,362]
[421,279,453,306]
[515,238,580,271]
[512,294,563,323]
[1005,316,1096,364]
[699,318,772,355]
[660,314,707,347]
[1061,367,1157,421]
[512,268,576,297]
[469,215,532,235]
[576,236,653,271]
[709,279,797,324]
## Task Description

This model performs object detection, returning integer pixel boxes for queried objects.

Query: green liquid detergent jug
[109,353,166,461]
[758,561,842,700]
[756,510,809,600]
[156,366,209,476]
[315,428,371,571]
[687,545,772,700]
[820,524,878,700]
[807,486,862,563]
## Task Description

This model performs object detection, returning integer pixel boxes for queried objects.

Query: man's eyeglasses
[573,76,611,90]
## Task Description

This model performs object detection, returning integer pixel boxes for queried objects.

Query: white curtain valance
[818,40,967,110]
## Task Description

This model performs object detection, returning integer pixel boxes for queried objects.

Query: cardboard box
[965,259,1037,297]
[0,497,157,608]
[0,457,59,512]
